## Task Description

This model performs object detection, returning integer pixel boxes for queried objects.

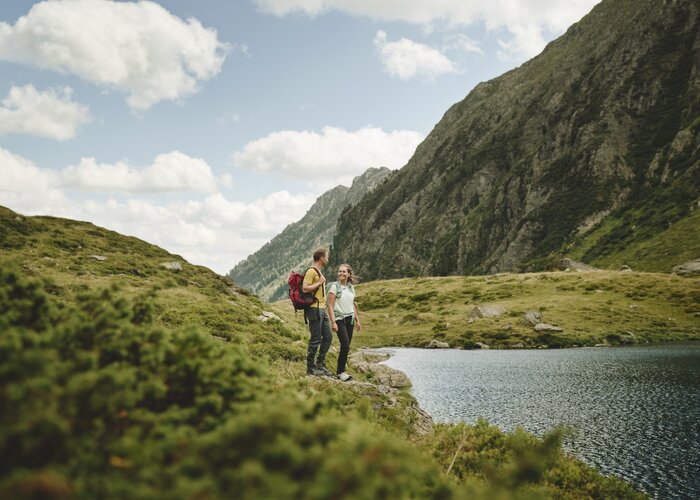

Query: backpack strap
[304,266,324,302]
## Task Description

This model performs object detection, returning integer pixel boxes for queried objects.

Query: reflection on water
[381,345,700,499]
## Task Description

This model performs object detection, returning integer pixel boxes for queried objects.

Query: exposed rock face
[673,259,700,276]
[229,167,391,301]
[257,311,282,322]
[557,259,600,272]
[523,311,543,326]
[535,323,563,332]
[426,339,450,349]
[160,262,182,271]
[469,305,506,318]
[332,0,700,280]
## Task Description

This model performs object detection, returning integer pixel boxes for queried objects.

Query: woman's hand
[331,321,338,332]
[356,319,361,332]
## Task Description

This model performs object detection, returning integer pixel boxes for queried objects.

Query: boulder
[619,265,633,272]
[523,310,542,326]
[90,255,107,261]
[353,362,411,389]
[672,259,700,277]
[469,305,506,318]
[160,262,183,272]
[426,339,450,349]
[257,311,282,322]
[557,258,600,272]
[475,342,490,349]
[349,351,390,365]
[513,343,525,348]
[534,323,563,332]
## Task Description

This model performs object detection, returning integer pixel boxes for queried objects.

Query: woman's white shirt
[330,282,355,318]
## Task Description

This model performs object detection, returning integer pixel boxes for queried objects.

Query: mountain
[229,167,391,302]
[332,0,700,280]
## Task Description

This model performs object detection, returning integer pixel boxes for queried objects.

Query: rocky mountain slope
[332,0,700,280]
[229,167,390,301]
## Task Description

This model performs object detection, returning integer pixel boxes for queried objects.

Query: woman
[327,263,361,381]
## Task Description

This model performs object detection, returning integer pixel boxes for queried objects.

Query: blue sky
[0,0,600,274]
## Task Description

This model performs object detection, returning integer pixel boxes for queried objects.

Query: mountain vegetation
[0,206,644,498]
[331,0,700,280]
[229,167,390,302]
[269,270,700,350]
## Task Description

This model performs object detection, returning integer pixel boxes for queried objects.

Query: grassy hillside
[270,271,700,350]
[0,206,645,499]
[566,205,700,273]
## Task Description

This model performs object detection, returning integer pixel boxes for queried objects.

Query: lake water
[380,345,700,499]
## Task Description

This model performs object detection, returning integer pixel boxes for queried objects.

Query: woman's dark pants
[335,316,354,374]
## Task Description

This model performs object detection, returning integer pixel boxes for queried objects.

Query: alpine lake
[379,344,700,499]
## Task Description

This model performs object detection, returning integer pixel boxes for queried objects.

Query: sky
[0,0,601,274]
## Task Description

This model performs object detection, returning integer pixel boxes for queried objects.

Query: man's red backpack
[288,267,320,312]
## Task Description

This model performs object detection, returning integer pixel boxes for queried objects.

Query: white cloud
[0,147,316,274]
[374,30,455,81]
[232,125,424,187]
[0,0,229,110]
[0,84,91,140]
[443,34,483,55]
[59,151,219,194]
[254,0,601,59]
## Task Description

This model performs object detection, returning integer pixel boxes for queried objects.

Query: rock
[513,343,525,348]
[594,343,609,347]
[342,380,433,435]
[475,342,490,349]
[90,255,107,261]
[15,216,23,222]
[353,362,411,389]
[257,311,282,322]
[557,258,600,272]
[469,305,506,318]
[619,265,633,272]
[534,323,563,332]
[426,339,450,349]
[160,262,183,272]
[672,259,700,276]
[349,351,390,365]
[523,310,542,326]
[467,318,474,324]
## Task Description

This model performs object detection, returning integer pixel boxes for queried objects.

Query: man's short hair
[313,247,328,262]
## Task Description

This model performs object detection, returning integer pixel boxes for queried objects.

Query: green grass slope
[566,205,700,273]
[0,207,644,499]
[271,271,699,349]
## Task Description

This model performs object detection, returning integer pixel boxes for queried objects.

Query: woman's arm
[353,302,361,331]
[328,292,338,332]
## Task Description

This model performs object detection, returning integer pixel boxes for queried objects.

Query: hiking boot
[337,372,352,382]
[316,366,332,377]
[307,367,321,376]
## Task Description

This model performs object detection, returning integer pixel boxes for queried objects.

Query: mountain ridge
[331,0,700,280]
[229,167,391,301]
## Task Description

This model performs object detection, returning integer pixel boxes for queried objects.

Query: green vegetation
[271,271,700,350]
[0,206,648,498]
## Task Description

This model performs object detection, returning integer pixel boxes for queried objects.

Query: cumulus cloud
[0,147,317,274]
[0,84,91,140]
[254,0,601,59]
[232,126,424,187]
[374,30,456,81]
[59,151,219,194]
[0,0,229,110]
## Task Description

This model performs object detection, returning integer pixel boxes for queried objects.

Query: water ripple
[382,345,700,499]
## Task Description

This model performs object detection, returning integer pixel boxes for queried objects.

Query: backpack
[288,267,320,313]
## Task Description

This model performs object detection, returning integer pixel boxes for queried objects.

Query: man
[303,247,333,376]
